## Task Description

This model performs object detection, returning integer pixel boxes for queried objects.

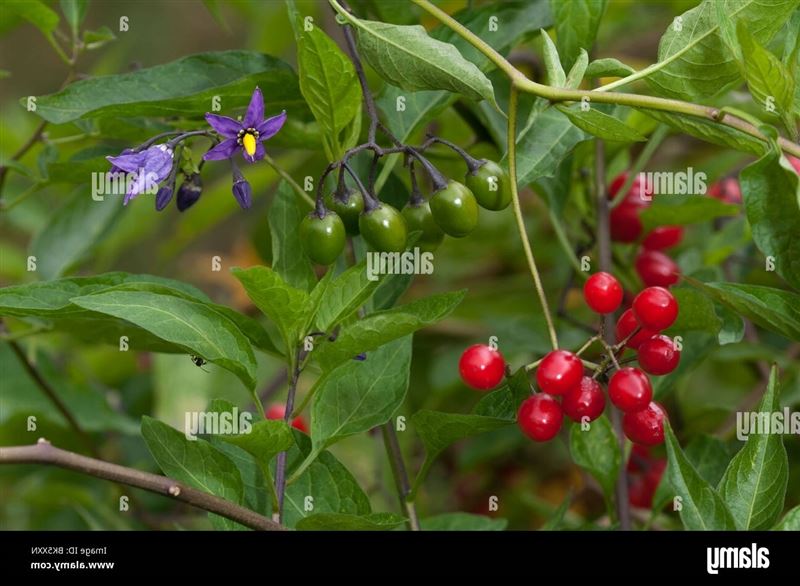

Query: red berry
[615,308,659,349]
[623,401,667,446]
[459,344,506,390]
[628,475,654,508]
[536,350,583,395]
[609,367,653,412]
[642,225,683,250]
[632,286,678,330]
[266,405,309,433]
[635,249,680,288]
[789,156,800,174]
[708,177,742,204]
[644,459,667,492]
[583,272,623,314]
[517,394,563,441]
[638,334,680,375]
[562,376,606,422]
[626,444,653,473]
[608,172,652,207]
[610,202,644,243]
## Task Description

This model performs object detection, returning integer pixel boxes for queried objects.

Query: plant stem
[263,154,314,208]
[610,124,669,209]
[593,137,631,530]
[381,423,420,531]
[507,86,559,350]
[0,440,283,531]
[411,0,800,159]
[8,340,98,458]
[274,349,302,522]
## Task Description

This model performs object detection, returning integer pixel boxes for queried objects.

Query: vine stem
[508,86,559,350]
[381,423,420,531]
[0,440,284,531]
[274,348,302,522]
[411,0,800,159]
[262,153,315,208]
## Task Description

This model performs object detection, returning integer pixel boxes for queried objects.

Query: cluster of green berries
[300,158,511,265]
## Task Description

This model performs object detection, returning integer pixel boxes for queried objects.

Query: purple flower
[232,177,252,210]
[202,87,286,163]
[106,144,174,205]
[176,174,203,212]
[155,185,173,211]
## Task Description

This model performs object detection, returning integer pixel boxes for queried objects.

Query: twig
[274,348,302,522]
[0,440,284,531]
[381,423,421,531]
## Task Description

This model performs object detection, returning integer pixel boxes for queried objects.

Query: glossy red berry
[642,225,683,250]
[626,444,653,473]
[632,286,678,330]
[562,376,606,422]
[536,350,583,395]
[459,344,505,390]
[608,172,652,207]
[610,203,644,243]
[615,308,659,349]
[623,401,667,446]
[635,249,680,288]
[517,394,563,441]
[266,405,309,433]
[609,367,653,412]
[708,177,742,204]
[638,334,680,375]
[583,272,623,314]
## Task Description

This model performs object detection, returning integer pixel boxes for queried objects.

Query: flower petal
[202,138,239,161]
[243,87,264,128]
[107,150,147,173]
[242,140,265,163]
[205,113,242,138]
[256,111,287,140]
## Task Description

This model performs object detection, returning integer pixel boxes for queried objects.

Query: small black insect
[190,355,209,371]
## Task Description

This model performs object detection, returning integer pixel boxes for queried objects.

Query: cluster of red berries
[458,272,680,447]
[608,172,682,289]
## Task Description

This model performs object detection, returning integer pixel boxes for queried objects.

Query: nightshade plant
[1,0,799,536]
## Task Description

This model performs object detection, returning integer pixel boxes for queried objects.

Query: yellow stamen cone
[242,133,257,157]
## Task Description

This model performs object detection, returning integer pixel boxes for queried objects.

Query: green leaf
[641,109,765,154]
[664,423,738,530]
[410,410,510,495]
[472,366,530,420]
[740,149,800,290]
[686,280,800,342]
[311,290,465,372]
[71,290,258,389]
[569,415,621,505]
[60,0,88,38]
[313,261,381,332]
[309,336,411,457]
[377,0,552,142]
[540,29,566,87]
[81,25,115,50]
[737,21,797,138]
[221,419,294,469]
[420,512,507,531]
[288,1,361,158]
[28,51,305,124]
[232,266,311,355]
[646,0,799,101]
[30,189,121,280]
[718,365,788,530]
[6,0,59,37]
[773,505,800,530]
[281,430,371,528]
[141,416,246,530]
[669,287,723,334]
[585,57,635,79]
[565,49,588,89]
[653,434,731,512]
[269,181,316,292]
[557,104,646,142]
[512,106,587,185]
[639,195,739,232]
[296,512,406,531]
[550,0,606,70]
[333,6,496,106]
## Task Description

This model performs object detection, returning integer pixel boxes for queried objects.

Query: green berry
[429,180,479,237]
[300,211,346,265]
[402,200,445,252]
[324,189,364,235]
[465,160,511,211]
[359,204,408,252]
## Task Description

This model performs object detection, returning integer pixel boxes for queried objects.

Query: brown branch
[0,439,284,531]
[381,422,420,531]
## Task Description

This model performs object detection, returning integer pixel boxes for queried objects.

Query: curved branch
[0,439,285,532]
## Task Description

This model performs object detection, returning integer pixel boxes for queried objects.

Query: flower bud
[177,174,203,212]
[232,178,252,209]
[155,185,173,211]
